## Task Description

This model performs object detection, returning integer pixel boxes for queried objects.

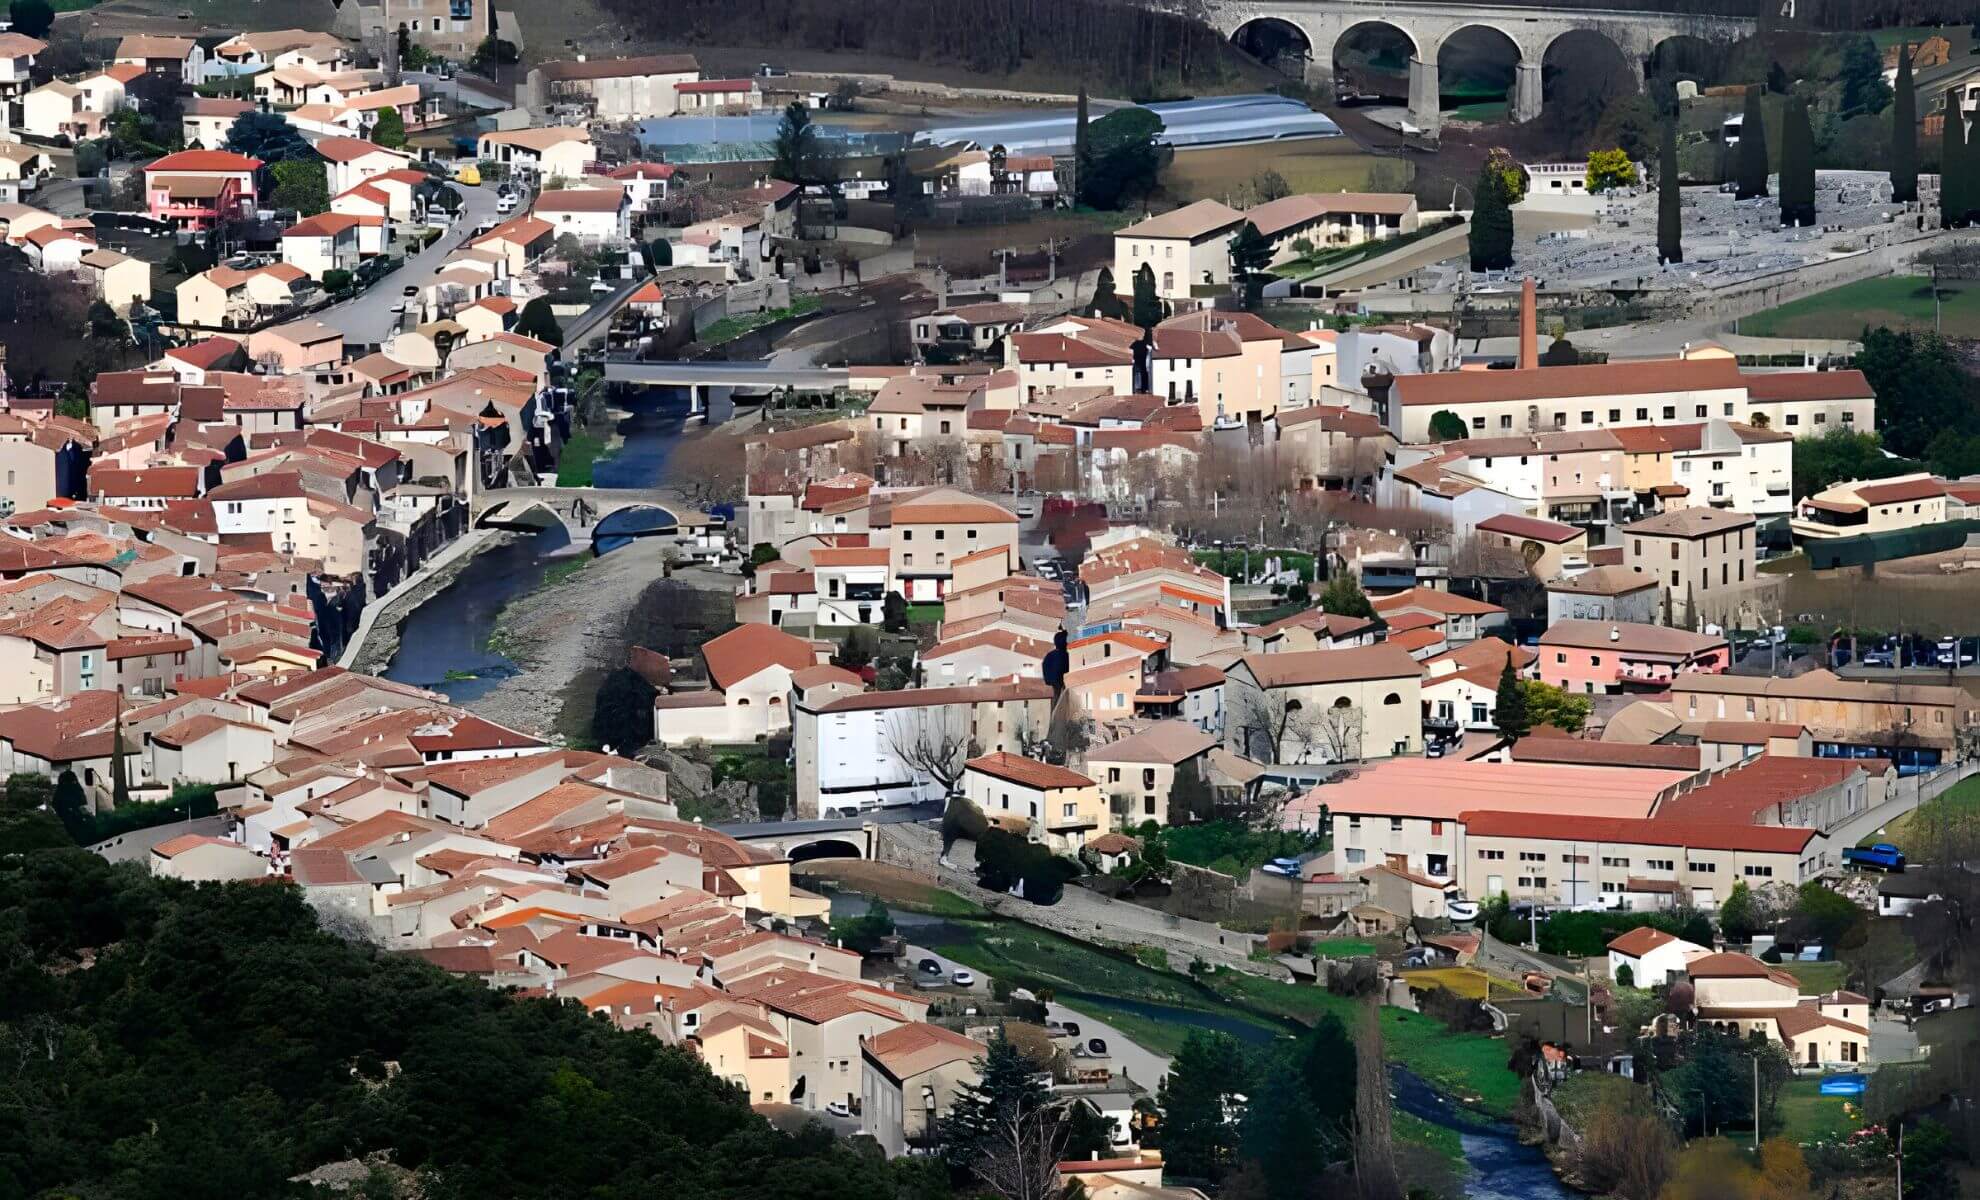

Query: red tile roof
[1460,810,1819,854]
[145,149,260,173]
[700,623,815,691]
[966,751,1094,791]
[1476,512,1585,543]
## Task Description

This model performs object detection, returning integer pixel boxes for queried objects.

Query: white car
[824,1101,851,1117]
[951,969,975,987]
[496,193,517,214]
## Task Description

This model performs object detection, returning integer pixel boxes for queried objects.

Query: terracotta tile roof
[145,149,260,173]
[1118,198,1244,240]
[1008,332,1131,367]
[1657,755,1882,824]
[1855,477,1946,505]
[701,623,815,691]
[1511,740,1702,770]
[1476,513,1584,543]
[1239,643,1421,688]
[1740,369,1873,401]
[1087,719,1217,765]
[1463,809,1816,854]
[966,751,1096,790]
[1624,507,1756,538]
[1539,618,1726,659]
[1395,358,1743,407]
[817,679,1052,713]
[862,1021,983,1079]
[1606,925,1681,956]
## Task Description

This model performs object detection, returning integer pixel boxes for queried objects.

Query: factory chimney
[1518,276,1539,370]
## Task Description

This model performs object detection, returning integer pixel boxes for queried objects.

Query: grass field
[794,861,989,918]
[554,429,608,486]
[875,901,1524,1117]
[1740,276,1980,340]
[1774,1077,1863,1144]
[1401,967,1529,1002]
[1161,137,1408,205]
[1777,960,1848,994]
[1866,775,1980,854]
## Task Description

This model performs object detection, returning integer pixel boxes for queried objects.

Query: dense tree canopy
[224,111,315,165]
[0,848,942,1200]
[1078,107,1164,211]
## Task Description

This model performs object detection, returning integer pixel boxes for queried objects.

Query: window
[1107,768,1120,783]
[1471,702,1488,724]
[1474,417,1487,430]
[1498,415,1511,429]
[1742,865,1774,877]
[1478,849,1505,860]
[1580,410,1594,424]
[1785,413,1800,426]
[1687,861,1717,873]
[1646,858,1674,871]
[1555,652,1567,664]
[1519,851,1546,862]
[1602,882,1622,894]
[1062,803,1077,819]
[1562,854,1588,864]
[1635,408,1648,421]
[1383,692,1401,705]
[1695,405,1707,418]
[1348,816,1361,830]
[1662,406,1676,419]
[1601,856,1630,868]
[1608,409,1620,422]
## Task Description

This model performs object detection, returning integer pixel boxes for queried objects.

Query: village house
[144,149,261,231]
[532,186,630,244]
[1791,473,1952,542]
[1687,951,1870,1068]
[113,35,204,85]
[1536,619,1729,695]
[1112,199,1243,302]
[526,54,703,120]
[1606,926,1710,988]
[1622,507,1762,627]
[1223,644,1423,766]
[652,623,823,745]
[963,751,1108,853]
[1081,719,1221,828]
[859,1023,985,1158]
[476,128,596,179]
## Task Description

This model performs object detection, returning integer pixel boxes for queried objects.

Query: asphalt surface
[1044,1000,1170,1091]
[317,178,504,348]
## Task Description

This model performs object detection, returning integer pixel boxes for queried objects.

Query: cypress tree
[1891,42,1917,204]
[1131,262,1163,330]
[1736,86,1770,200]
[1073,84,1091,207]
[1780,97,1815,227]
[1658,120,1683,264]
[1468,163,1515,272]
[1494,655,1530,744]
[1942,90,1966,229]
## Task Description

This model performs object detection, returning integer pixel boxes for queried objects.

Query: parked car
[1087,1038,1107,1056]
[496,192,517,213]
[951,969,975,987]
[1842,843,1905,872]
[825,1101,851,1117]
[917,957,942,975]
[1059,1021,1080,1038]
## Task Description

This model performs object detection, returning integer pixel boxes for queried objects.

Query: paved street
[316,178,504,347]
[1870,1016,1922,1065]
[1045,1000,1170,1091]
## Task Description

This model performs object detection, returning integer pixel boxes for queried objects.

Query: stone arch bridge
[1201,0,1755,133]
[473,486,680,545]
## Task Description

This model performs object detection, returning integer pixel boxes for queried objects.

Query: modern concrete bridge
[1198,0,1755,133]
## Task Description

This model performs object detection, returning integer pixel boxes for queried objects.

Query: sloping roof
[966,751,1094,791]
[1117,199,1244,240]
[1510,740,1702,770]
[1740,369,1873,401]
[534,54,700,82]
[700,623,814,691]
[1239,643,1422,688]
[1394,357,1744,407]
[1087,720,1219,765]
[1624,507,1756,538]
[1477,513,1584,544]
[1548,565,1658,597]
[1538,619,1725,658]
[1657,754,1880,824]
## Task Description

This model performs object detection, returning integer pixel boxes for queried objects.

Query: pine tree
[1494,655,1530,744]
[1467,162,1514,272]
[1073,84,1091,207]
[1658,120,1683,264]
[1736,86,1770,200]
[1779,97,1815,227]
[1891,42,1918,204]
[937,1030,1048,1167]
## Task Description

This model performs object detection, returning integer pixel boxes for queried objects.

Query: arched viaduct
[1201,1,1755,134]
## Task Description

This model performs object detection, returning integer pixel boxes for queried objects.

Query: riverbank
[345,527,505,674]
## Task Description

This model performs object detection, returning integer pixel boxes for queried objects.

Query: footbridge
[1200,0,1755,133]
[602,359,852,418]
[473,486,682,545]
[715,803,942,863]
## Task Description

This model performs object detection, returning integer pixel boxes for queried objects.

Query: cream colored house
[963,751,1108,853]
[1083,719,1222,828]
[476,128,596,178]
[149,834,267,881]
[177,263,310,330]
[887,487,1019,603]
[652,623,820,745]
[1461,811,1820,911]
[1605,926,1710,988]
[860,1023,984,1158]
[526,53,702,120]
[1224,644,1422,764]
[1791,473,1950,542]
[247,318,344,373]
[1112,199,1243,302]
[78,248,150,315]
[1688,951,1870,1067]
[1622,507,1760,627]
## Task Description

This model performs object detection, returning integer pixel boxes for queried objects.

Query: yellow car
[453,164,482,186]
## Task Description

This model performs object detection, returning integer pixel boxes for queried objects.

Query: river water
[824,893,1576,1200]
[380,389,694,702]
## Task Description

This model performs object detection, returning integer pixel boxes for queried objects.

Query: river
[380,388,697,702]
[825,893,1576,1200]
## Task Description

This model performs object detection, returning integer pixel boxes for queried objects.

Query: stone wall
[1170,862,1239,917]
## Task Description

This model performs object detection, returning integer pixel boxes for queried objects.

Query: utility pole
[1752,1053,1760,1151]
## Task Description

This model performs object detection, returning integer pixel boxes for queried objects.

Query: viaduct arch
[1218,1,1754,135]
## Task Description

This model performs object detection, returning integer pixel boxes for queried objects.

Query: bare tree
[1353,995,1404,1200]
[1046,689,1092,764]
[971,1107,1067,1200]
[886,708,976,796]
[673,434,747,510]
[1233,687,1314,764]
[1314,700,1365,764]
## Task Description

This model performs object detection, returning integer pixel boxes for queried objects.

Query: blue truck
[1841,843,1905,872]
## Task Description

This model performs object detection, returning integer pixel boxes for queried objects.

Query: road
[1044,1000,1170,1091]
[317,179,503,347]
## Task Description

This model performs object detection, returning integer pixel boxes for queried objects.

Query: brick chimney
[1518,276,1538,370]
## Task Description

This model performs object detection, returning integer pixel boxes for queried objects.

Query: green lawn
[904,603,944,627]
[1739,276,1980,341]
[1772,1077,1863,1144]
[554,428,607,486]
[1551,1072,1636,1131]
[1865,775,1980,855]
[1777,960,1847,994]
[698,296,823,346]
[922,910,1524,1117]
[1313,938,1377,958]
[1154,820,1324,878]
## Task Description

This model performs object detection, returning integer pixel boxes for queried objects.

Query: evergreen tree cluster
[0,849,943,1199]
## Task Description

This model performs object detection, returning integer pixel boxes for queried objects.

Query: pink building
[1536,429,1627,527]
[144,149,261,230]
[1537,618,1728,695]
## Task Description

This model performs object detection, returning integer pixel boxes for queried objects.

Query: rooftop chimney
[1518,276,1538,371]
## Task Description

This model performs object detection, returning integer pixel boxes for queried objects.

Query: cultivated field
[1160,137,1408,205]
[1741,276,1980,341]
